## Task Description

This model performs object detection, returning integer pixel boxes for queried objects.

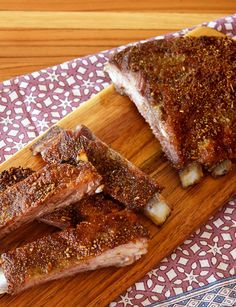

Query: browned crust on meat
[77,194,122,219]
[31,126,63,154]
[1,210,149,294]
[0,167,34,193]
[32,124,161,210]
[78,125,161,210]
[39,193,123,229]
[109,36,236,169]
[0,162,102,238]
[32,126,81,165]
[41,131,81,165]
[39,206,81,229]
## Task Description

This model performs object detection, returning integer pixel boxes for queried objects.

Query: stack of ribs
[32,124,171,226]
[0,124,170,294]
[105,36,236,187]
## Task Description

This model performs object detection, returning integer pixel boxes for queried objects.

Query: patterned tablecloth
[0,14,235,307]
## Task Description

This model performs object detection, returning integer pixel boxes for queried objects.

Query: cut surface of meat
[31,126,81,165]
[0,162,102,238]
[39,193,122,229]
[31,126,63,156]
[0,211,149,294]
[0,167,34,193]
[105,36,236,171]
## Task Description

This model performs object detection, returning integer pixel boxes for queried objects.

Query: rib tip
[179,162,203,188]
[211,159,232,178]
[144,194,171,226]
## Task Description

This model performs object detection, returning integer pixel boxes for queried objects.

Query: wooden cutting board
[0,27,235,306]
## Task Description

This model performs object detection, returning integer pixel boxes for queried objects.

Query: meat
[78,125,161,210]
[0,162,102,238]
[33,125,171,226]
[77,125,171,225]
[32,125,160,210]
[39,193,122,229]
[31,126,63,155]
[0,167,34,193]
[31,126,80,165]
[105,36,236,186]
[0,210,149,294]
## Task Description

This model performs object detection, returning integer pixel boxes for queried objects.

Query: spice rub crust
[0,167,34,192]
[0,162,102,237]
[40,193,122,229]
[110,36,236,168]
[79,126,161,210]
[1,210,149,294]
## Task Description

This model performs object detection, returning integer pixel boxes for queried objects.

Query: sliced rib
[0,211,149,294]
[77,125,160,209]
[0,162,102,238]
[77,125,171,224]
[31,126,63,156]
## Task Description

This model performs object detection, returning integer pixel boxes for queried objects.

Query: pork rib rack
[105,36,236,187]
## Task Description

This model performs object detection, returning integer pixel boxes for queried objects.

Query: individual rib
[0,162,102,238]
[31,126,80,165]
[77,125,171,224]
[0,211,149,294]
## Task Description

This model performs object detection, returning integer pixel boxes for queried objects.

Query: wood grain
[0,12,224,29]
[0,27,235,306]
[0,0,235,12]
[0,1,233,81]
[0,29,175,81]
